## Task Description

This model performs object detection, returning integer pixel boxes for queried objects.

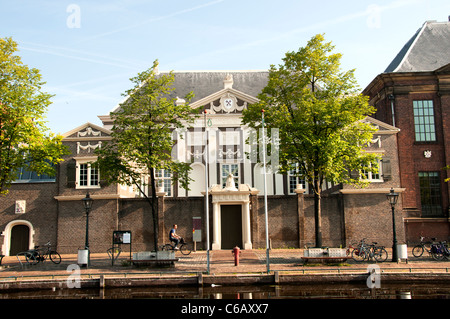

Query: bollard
[232,246,240,266]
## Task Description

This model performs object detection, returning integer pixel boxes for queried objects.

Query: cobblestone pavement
[1,248,449,279]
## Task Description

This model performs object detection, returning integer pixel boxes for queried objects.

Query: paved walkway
[1,248,449,279]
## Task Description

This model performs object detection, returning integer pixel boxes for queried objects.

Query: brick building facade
[363,20,450,242]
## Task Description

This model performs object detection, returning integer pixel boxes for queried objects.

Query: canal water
[0,283,449,299]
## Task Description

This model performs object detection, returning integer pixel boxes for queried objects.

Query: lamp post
[82,192,93,265]
[386,188,399,262]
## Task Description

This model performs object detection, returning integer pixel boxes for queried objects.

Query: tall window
[78,163,99,188]
[419,171,442,217]
[413,100,436,142]
[221,163,239,188]
[156,169,172,196]
[288,164,306,194]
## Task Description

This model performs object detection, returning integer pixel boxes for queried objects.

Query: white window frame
[221,163,240,189]
[75,157,100,189]
[155,169,172,196]
[288,163,308,194]
[361,159,383,182]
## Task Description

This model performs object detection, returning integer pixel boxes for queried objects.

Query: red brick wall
[363,71,450,243]
[0,182,58,255]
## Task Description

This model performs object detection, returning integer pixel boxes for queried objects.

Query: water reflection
[1,283,449,299]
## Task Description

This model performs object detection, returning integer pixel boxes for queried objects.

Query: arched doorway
[10,224,30,255]
[2,220,34,256]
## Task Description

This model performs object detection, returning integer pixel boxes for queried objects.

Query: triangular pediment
[190,87,259,114]
[361,117,400,134]
[62,122,112,140]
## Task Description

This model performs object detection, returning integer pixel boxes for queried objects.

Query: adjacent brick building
[363,19,450,242]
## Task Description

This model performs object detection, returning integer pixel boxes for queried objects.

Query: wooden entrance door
[10,225,30,255]
[220,205,242,249]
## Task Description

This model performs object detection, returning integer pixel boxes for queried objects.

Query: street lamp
[386,188,399,262]
[82,192,93,264]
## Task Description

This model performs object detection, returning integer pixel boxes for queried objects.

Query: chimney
[223,74,233,89]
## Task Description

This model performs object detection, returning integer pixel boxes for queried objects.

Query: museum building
[0,70,405,255]
[6,19,450,256]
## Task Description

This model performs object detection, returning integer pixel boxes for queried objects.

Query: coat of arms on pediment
[192,89,259,115]
[209,92,247,114]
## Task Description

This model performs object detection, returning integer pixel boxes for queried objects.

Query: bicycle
[25,241,61,265]
[351,239,388,262]
[412,236,436,258]
[364,242,388,262]
[161,237,191,255]
[350,238,368,262]
[430,241,450,261]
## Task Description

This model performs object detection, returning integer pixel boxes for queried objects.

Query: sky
[1,0,450,135]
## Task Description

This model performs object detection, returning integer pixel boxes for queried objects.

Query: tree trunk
[149,167,159,251]
[314,178,322,248]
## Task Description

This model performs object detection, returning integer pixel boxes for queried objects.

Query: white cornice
[339,188,405,194]
[54,194,122,201]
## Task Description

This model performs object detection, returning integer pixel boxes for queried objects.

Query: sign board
[113,230,131,245]
[192,217,202,242]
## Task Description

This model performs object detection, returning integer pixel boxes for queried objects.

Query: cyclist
[169,224,181,250]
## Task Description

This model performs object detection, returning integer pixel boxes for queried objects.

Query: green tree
[0,37,68,195]
[242,34,379,247]
[95,60,196,251]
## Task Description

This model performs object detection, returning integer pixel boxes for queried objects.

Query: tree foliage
[0,37,68,195]
[242,34,379,247]
[96,60,197,251]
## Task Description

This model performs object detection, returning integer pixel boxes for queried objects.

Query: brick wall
[57,199,118,253]
[342,193,405,247]
[0,182,58,255]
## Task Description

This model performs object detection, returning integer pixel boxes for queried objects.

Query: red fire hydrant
[232,246,240,266]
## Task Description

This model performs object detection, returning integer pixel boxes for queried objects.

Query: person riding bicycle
[169,224,181,250]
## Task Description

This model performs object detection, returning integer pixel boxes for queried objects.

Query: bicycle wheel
[431,251,444,261]
[49,251,61,264]
[362,249,371,261]
[351,248,365,261]
[162,244,173,251]
[180,243,192,255]
[374,247,388,262]
[412,245,424,257]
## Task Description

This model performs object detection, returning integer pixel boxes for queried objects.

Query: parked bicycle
[161,237,192,255]
[25,241,61,265]
[412,236,436,258]
[348,240,366,262]
[350,238,371,261]
[350,239,388,262]
[430,241,450,261]
[364,242,388,262]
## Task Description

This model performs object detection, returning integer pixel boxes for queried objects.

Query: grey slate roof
[109,70,269,114]
[162,70,269,102]
[384,20,450,73]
